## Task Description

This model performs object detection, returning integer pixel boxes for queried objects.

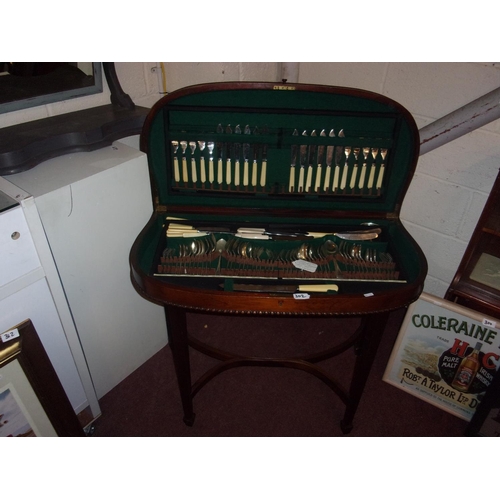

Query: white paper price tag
[292,260,318,273]
[293,293,310,300]
[1,328,20,343]
[483,318,497,329]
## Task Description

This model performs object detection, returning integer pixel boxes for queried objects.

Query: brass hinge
[386,211,399,220]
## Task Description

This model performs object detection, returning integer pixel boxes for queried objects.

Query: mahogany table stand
[164,303,390,434]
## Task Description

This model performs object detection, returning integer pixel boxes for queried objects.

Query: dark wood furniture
[129,82,427,433]
[0,319,84,437]
[0,63,149,176]
[445,169,500,319]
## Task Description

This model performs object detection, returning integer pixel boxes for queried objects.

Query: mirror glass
[0,62,103,114]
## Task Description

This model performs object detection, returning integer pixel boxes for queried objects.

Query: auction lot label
[383,293,500,421]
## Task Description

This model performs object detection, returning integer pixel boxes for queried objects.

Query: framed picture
[383,292,500,421]
[0,319,84,437]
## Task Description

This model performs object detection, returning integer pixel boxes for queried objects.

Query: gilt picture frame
[0,319,84,437]
[383,293,500,421]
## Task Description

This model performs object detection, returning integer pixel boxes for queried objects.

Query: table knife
[367,148,378,190]
[180,140,188,183]
[189,141,197,183]
[252,126,259,187]
[225,124,232,185]
[305,130,317,192]
[323,129,335,192]
[236,227,381,240]
[298,131,307,192]
[260,126,268,188]
[350,147,360,190]
[333,132,344,192]
[198,141,206,183]
[234,125,241,187]
[222,283,339,293]
[376,149,388,190]
[315,129,326,192]
[216,124,224,185]
[358,147,369,191]
[340,146,350,191]
[243,125,251,187]
[207,141,215,184]
[289,129,298,192]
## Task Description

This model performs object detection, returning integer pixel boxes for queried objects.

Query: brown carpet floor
[92,308,467,437]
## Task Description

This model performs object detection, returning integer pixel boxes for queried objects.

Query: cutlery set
[156,223,400,282]
[171,124,269,192]
[171,125,389,197]
[289,129,388,196]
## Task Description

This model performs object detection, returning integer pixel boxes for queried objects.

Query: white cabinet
[4,141,168,399]
[0,200,95,416]
[0,202,40,288]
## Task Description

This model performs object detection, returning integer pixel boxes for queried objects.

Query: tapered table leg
[340,311,390,434]
[164,305,195,426]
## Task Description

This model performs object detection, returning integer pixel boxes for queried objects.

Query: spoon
[322,240,341,277]
[322,240,338,255]
[215,238,227,274]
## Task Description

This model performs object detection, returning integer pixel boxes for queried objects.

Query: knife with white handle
[207,142,215,184]
[289,129,298,192]
[243,125,251,187]
[305,130,316,192]
[358,147,369,191]
[234,125,241,187]
[252,126,259,187]
[350,147,360,190]
[180,140,188,183]
[236,227,381,240]
[376,148,388,190]
[340,145,350,191]
[298,131,307,193]
[198,141,206,183]
[226,283,339,293]
[315,129,326,192]
[333,129,344,192]
[225,124,232,185]
[260,126,268,188]
[367,148,378,190]
[189,141,197,183]
[216,124,224,184]
[323,129,335,192]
